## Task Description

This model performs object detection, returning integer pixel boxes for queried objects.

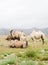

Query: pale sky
[0,0,48,29]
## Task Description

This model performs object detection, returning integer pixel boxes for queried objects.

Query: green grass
[0,54,17,65]
[0,35,48,65]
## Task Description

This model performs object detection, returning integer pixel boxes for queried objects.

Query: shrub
[20,60,37,65]
[17,51,26,58]
[25,50,40,60]
[38,62,46,65]
[0,53,17,65]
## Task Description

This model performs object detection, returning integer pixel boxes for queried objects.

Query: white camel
[30,30,45,44]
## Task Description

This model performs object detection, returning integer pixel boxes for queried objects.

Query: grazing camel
[30,30,45,44]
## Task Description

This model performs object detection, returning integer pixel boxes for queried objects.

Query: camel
[30,30,45,44]
[6,30,28,48]
[9,40,28,48]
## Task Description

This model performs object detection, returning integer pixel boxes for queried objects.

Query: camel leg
[31,37,34,42]
[41,35,45,44]
[31,37,36,44]
[9,45,15,48]
[26,41,28,46]
[20,44,23,48]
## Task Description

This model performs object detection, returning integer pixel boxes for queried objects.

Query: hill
[0,28,48,35]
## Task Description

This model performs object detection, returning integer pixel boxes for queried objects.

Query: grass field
[0,35,48,65]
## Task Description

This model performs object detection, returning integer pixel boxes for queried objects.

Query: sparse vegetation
[0,35,48,65]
